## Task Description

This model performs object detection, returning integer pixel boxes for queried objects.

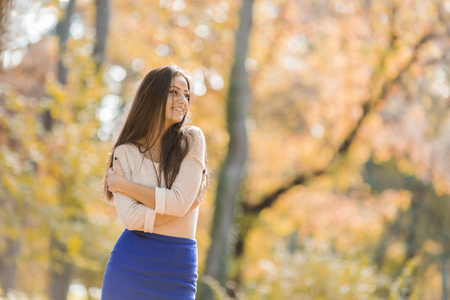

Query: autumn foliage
[1,0,450,299]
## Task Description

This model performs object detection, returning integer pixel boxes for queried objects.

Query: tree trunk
[404,192,422,263]
[48,236,75,300]
[47,1,76,299]
[442,252,447,300]
[55,0,76,86]
[0,0,13,56]
[0,237,21,294]
[93,0,109,67]
[198,0,254,298]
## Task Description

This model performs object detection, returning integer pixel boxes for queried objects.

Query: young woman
[101,65,209,299]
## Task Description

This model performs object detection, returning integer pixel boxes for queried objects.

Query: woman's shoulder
[185,126,206,159]
[113,143,141,159]
[114,143,133,152]
[186,125,205,141]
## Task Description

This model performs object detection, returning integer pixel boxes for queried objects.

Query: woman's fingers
[106,167,114,187]
[106,158,124,194]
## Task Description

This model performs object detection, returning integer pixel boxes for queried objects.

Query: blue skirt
[102,229,198,300]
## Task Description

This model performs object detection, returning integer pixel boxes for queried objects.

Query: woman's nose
[177,96,188,105]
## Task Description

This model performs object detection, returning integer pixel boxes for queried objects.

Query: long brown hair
[103,65,196,203]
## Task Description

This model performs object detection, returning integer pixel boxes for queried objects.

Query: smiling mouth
[172,108,184,113]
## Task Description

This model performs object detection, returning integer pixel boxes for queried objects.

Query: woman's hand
[107,158,125,193]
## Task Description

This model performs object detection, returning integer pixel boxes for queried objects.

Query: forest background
[1,0,450,299]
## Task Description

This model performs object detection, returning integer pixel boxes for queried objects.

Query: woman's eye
[170,90,177,94]
[185,94,190,99]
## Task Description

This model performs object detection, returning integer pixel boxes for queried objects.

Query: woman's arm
[107,161,157,209]
[107,158,206,225]
[109,146,157,232]
[107,126,207,218]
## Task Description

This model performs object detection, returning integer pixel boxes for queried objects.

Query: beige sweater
[112,126,207,239]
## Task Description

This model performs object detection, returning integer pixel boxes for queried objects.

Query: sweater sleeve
[112,145,157,232]
[154,126,207,217]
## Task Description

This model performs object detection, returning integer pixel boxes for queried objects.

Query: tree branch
[245,32,437,214]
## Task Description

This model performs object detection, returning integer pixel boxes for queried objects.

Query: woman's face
[165,75,190,129]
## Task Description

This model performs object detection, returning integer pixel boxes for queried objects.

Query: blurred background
[1,0,450,299]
